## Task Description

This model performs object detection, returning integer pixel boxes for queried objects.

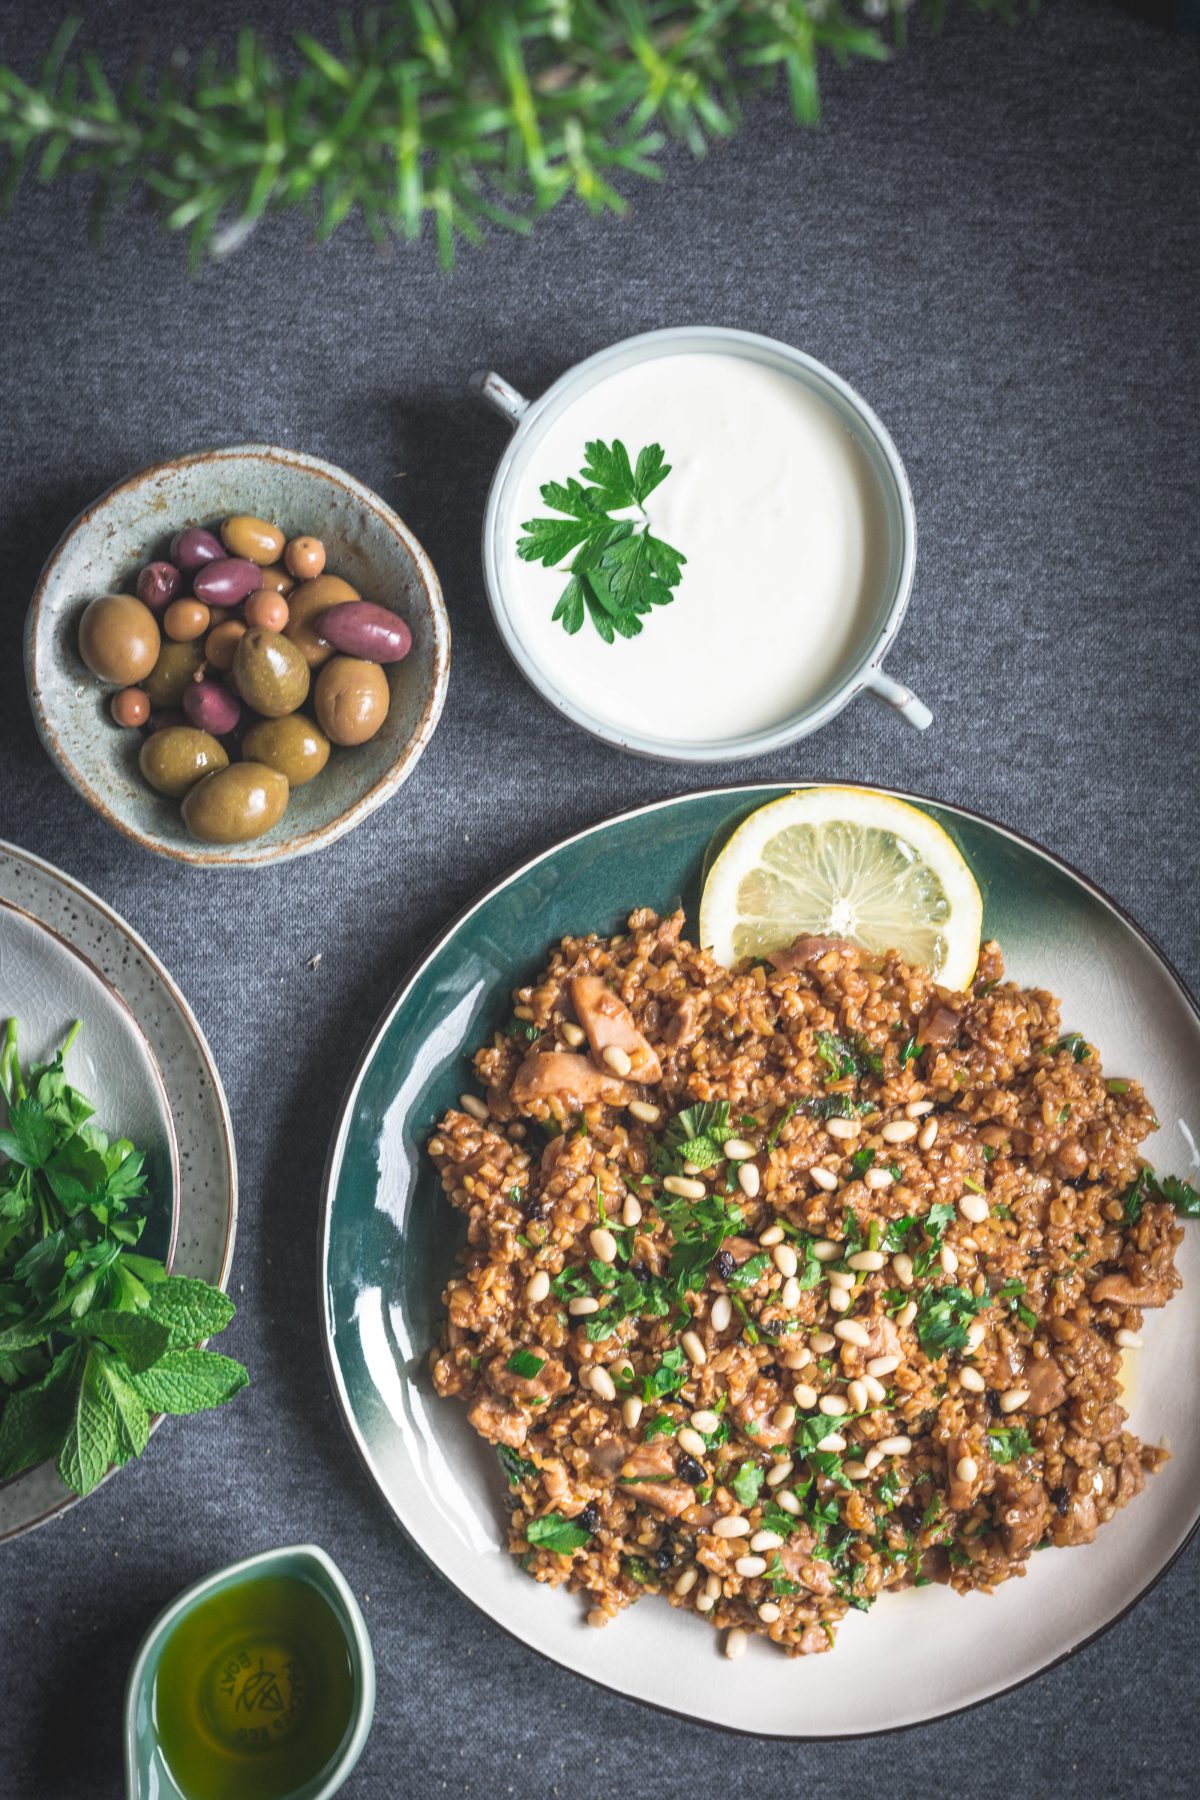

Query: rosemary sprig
[0,2,1042,270]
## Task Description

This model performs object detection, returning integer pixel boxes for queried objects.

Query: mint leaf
[526,1512,592,1553]
[145,1276,236,1348]
[93,1350,151,1461]
[0,1347,81,1479]
[56,1347,119,1496]
[130,1349,248,1415]
[72,1309,170,1374]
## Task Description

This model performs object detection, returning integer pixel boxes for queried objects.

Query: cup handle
[470,369,530,430]
[864,668,933,732]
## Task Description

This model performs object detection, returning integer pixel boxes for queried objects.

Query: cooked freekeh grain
[428,912,1183,1656]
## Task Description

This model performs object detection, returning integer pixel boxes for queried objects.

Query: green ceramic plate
[320,784,1200,1737]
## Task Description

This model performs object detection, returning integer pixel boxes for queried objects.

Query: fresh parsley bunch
[517,439,686,644]
[0,1020,247,1496]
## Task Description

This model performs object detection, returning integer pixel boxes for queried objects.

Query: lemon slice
[699,787,983,991]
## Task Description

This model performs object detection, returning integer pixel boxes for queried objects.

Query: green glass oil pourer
[124,1544,375,1800]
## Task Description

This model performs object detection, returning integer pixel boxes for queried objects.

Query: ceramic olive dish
[24,445,450,866]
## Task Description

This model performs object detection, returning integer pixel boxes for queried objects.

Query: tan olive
[284,575,359,669]
[284,535,326,581]
[139,726,229,798]
[220,515,286,565]
[243,713,331,788]
[257,563,295,596]
[204,619,247,672]
[181,762,289,844]
[315,656,390,746]
[232,628,310,718]
[78,594,161,685]
[142,639,206,709]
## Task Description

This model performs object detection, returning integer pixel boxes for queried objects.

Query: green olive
[284,575,359,669]
[242,713,331,787]
[138,727,229,799]
[78,594,161,685]
[142,639,205,710]
[181,763,290,844]
[232,627,310,718]
[314,656,390,746]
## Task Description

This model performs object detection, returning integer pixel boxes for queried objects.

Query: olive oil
[153,1572,356,1800]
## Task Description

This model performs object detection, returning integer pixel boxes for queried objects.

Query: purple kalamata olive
[182,677,242,738]
[136,561,183,613]
[170,527,225,571]
[193,557,262,609]
[315,601,412,664]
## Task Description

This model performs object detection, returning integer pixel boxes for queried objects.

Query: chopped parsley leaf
[732,1460,764,1504]
[1046,1032,1090,1063]
[899,1036,922,1068]
[987,1425,1033,1465]
[497,1445,536,1487]
[726,1251,771,1291]
[914,1285,989,1358]
[526,1513,591,1553]
[505,1349,546,1379]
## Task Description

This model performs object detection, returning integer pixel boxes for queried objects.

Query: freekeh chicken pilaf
[428,910,1196,1658]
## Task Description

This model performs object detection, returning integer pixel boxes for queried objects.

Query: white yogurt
[505,352,893,746]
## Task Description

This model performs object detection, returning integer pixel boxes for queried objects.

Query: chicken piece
[510,1051,630,1109]
[863,1313,904,1364]
[795,1623,835,1655]
[771,1532,836,1596]
[768,936,857,973]
[1053,1139,1089,1180]
[918,1002,962,1048]
[1023,1353,1067,1417]
[617,1440,694,1517]
[1051,1486,1098,1547]
[995,1474,1049,1557]
[490,1353,570,1402]
[663,993,700,1048]
[732,1376,791,1447]
[569,975,663,1082]
[1092,1266,1176,1308]
[467,1392,528,1449]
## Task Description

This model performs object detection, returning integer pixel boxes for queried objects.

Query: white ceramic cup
[473,326,932,762]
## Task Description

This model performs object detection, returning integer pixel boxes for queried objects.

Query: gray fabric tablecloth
[1,2,1197,1794]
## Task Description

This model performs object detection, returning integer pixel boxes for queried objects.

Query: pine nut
[918,1119,939,1150]
[864,1167,894,1190]
[781,1276,801,1310]
[526,1270,550,1302]
[895,1300,918,1329]
[960,1194,989,1225]
[712,1514,751,1538]
[847,1378,868,1413]
[1115,1328,1143,1349]
[812,1241,841,1262]
[710,1294,732,1333]
[561,1021,585,1047]
[735,1554,768,1577]
[705,1573,721,1599]
[587,1608,610,1629]
[758,1223,784,1246]
[758,1601,781,1624]
[878,1435,912,1455]
[602,1044,632,1076]
[623,1395,644,1428]
[817,1432,846,1452]
[843,1461,870,1481]
[810,1165,839,1192]
[891,1253,915,1288]
[819,1393,848,1416]
[766,1458,794,1486]
[862,1374,887,1405]
[794,1382,819,1410]
[829,1287,851,1313]
[696,1592,715,1613]
[810,1332,837,1353]
[622,1195,643,1227]
[460,1093,488,1121]
[999,1387,1029,1413]
[428,1137,445,1156]
[956,1455,979,1484]
[683,1160,702,1176]
[905,1100,935,1118]
[611,1354,634,1378]
[677,1427,707,1459]
[826,1117,859,1140]
[724,1138,755,1160]
[674,1567,698,1596]
[782,1345,812,1371]
[964,1321,985,1354]
[775,1490,801,1515]
[691,1409,720,1434]
[738,1162,761,1198]
[959,1367,986,1394]
[724,1628,748,1660]
[866,1354,900,1377]
[590,1227,618,1263]
[682,1330,707,1366]
[569,1295,600,1315]
[629,1100,661,1124]
[863,1446,885,1471]
[590,1366,617,1401]
[772,1403,797,1431]
[773,1244,798,1277]
[941,1245,959,1275]
[847,1249,885,1272]
[834,1319,870,1348]
[882,1118,918,1144]
[663,1175,706,1199]
[828,1269,855,1290]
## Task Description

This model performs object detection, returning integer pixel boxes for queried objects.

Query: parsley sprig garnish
[517,439,686,644]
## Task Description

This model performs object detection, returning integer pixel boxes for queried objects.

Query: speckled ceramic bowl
[25,445,450,867]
